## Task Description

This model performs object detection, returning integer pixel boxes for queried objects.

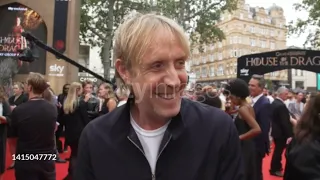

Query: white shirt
[117,100,127,107]
[130,114,170,174]
[251,93,263,106]
[267,95,274,104]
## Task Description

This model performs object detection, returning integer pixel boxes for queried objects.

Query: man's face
[263,89,268,96]
[123,29,188,119]
[83,84,93,94]
[63,85,70,94]
[279,90,289,101]
[248,78,262,97]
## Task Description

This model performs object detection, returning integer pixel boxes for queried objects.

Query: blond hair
[26,72,48,94]
[64,82,82,114]
[99,83,116,100]
[113,12,190,89]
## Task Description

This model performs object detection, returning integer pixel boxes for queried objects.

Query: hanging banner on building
[0,2,47,74]
[237,49,320,82]
[52,1,69,53]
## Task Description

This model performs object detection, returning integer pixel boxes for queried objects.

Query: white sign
[79,77,98,82]
[48,64,65,77]
[240,68,249,76]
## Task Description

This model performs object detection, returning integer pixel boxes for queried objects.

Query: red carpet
[3,141,284,180]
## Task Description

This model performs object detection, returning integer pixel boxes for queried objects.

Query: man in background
[81,80,99,121]
[270,87,293,177]
[11,73,57,180]
[248,74,272,180]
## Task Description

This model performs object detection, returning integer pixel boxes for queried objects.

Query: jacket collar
[110,95,186,141]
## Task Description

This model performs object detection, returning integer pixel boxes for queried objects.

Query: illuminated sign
[0,3,47,74]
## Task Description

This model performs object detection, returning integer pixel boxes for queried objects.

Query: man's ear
[115,59,130,83]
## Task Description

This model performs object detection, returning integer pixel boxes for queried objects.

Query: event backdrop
[0,2,47,74]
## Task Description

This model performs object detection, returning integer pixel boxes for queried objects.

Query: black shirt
[11,99,57,154]
[75,98,244,180]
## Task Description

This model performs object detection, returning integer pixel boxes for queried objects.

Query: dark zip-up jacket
[75,98,244,180]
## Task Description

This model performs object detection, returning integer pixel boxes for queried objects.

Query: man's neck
[28,93,42,99]
[131,104,170,130]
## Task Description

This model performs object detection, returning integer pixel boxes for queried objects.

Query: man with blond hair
[75,13,243,180]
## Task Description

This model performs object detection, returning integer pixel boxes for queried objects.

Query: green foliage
[80,0,238,74]
[288,0,320,48]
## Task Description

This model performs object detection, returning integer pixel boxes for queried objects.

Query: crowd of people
[0,12,319,180]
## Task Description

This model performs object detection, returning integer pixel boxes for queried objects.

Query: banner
[52,1,69,53]
[0,2,47,74]
[237,49,320,82]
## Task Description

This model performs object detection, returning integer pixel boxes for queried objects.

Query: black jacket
[80,95,99,120]
[284,138,320,180]
[271,99,293,139]
[75,98,244,180]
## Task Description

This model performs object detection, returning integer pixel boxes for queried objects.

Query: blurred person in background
[81,80,99,121]
[197,91,222,109]
[42,88,66,163]
[269,87,292,177]
[288,92,304,120]
[98,83,117,115]
[248,74,271,180]
[0,86,11,180]
[225,79,261,180]
[63,82,90,180]
[57,84,70,153]
[11,73,57,180]
[7,82,28,170]
[116,87,130,107]
[284,93,320,179]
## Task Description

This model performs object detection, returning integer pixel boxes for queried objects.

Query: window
[218,42,222,48]
[240,13,243,19]
[210,66,215,76]
[248,13,253,19]
[218,53,223,60]
[295,81,304,89]
[261,40,266,48]
[250,26,255,33]
[270,30,274,36]
[196,69,200,78]
[250,39,256,46]
[217,65,224,76]
[238,37,242,43]
[210,44,214,50]
[270,42,275,49]
[229,37,233,44]
[209,55,214,62]
[279,23,283,28]
[202,56,206,63]
[261,18,264,24]
[201,67,207,77]
[301,70,304,76]
[233,36,238,43]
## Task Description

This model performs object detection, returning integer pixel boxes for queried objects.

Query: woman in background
[0,86,11,180]
[63,82,90,180]
[98,83,117,115]
[7,82,27,170]
[284,93,320,179]
[224,79,261,180]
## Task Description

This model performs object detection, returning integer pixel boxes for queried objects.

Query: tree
[80,0,237,79]
[80,0,150,80]
[288,0,320,48]
[156,0,237,48]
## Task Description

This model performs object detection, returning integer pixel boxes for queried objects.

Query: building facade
[190,0,287,86]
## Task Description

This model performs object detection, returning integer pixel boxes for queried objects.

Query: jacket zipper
[127,135,172,180]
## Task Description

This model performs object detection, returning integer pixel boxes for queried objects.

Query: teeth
[157,93,174,99]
